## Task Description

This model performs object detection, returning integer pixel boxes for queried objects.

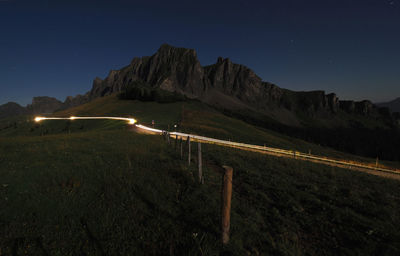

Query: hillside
[2,94,399,168]
[0,102,28,119]
[1,96,400,255]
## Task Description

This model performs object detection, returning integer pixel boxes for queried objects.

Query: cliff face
[204,57,265,104]
[63,94,89,109]
[204,59,343,117]
[88,44,206,99]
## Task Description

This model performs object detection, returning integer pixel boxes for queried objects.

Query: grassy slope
[1,95,400,255]
[20,95,398,168]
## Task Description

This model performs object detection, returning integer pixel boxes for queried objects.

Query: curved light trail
[136,123,400,176]
[35,115,400,177]
[35,116,136,124]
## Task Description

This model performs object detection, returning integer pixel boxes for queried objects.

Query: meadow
[1,95,400,255]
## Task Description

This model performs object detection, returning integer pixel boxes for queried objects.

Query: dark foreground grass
[1,128,400,255]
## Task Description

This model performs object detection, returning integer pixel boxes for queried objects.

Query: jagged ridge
[1,44,397,126]
[80,44,397,126]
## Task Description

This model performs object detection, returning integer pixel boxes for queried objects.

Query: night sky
[1,0,399,106]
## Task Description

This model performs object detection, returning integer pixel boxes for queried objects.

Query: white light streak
[135,124,400,175]
[135,124,163,133]
[34,116,137,124]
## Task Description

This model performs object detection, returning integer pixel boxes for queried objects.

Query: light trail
[35,116,400,177]
[136,123,400,176]
[35,116,136,124]
[135,124,163,133]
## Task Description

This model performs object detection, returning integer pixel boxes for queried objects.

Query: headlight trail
[34,115,400,178]
[135,124,400,177]
[34,116,137,124]
[135,124,163,133]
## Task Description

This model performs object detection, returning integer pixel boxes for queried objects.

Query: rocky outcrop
[339,101,356,113]
[62,94,89,109]
[326,93,339,113]
[204,57,264,104]
[26,96,63,114]
[339,100,378,116]
[87,44,206,99]
[88,77,108,99]
[355,100,374,116]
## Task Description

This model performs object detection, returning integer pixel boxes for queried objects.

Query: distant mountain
[0,102,29,120]
[0,96,63,120]
[376,98,400,113]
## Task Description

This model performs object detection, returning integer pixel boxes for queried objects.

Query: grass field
[1,95,400,255]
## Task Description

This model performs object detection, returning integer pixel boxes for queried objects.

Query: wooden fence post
[221,166,233,245]
[180,138,183,159]
[198,142,203,184]
[188,136,191,165]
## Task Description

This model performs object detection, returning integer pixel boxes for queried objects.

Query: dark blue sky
[1,0,399,106]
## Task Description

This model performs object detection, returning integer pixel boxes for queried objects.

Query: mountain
[76,44,398,128]
[2,44,398,129]
[377,98,400,113]
[0,96,63,119]
[1,44,399,160]
[0,102,29,119]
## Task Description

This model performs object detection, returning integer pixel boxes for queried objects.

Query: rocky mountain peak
[216,57,232,64]
[86,44,206,99]
[94,77,103,83]
[204,56,263,103]
[157,43,197,57]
